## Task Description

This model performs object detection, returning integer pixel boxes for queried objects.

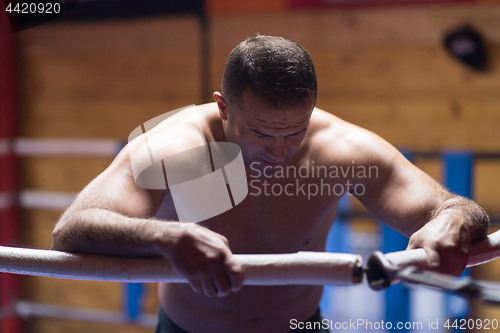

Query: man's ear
[214,92,229,121]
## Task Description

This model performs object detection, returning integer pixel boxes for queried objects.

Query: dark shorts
[155,306,189,333]
[155,306,331,333]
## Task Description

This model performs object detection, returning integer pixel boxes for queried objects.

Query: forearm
[432,196,490,243]
[51,208,180,257]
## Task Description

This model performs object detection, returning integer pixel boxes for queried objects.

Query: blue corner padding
[124,282,144,321]
[320,195,352,315]
[443,151,473,326]
[443,151,472,199]
[382,149,412,333]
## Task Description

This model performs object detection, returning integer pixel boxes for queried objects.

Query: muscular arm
[359,147,489,243]
[51,145,169,257]
[320,117,489,275]
[52,133,243,297]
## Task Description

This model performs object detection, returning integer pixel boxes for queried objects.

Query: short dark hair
[221,35,317,110]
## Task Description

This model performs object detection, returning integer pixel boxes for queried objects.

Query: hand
[406,209,472,276]
[157,223,243,297]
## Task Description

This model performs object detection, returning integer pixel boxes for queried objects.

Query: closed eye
[250,128,306,138]
[288,129,307,137]
[250,130,270,138]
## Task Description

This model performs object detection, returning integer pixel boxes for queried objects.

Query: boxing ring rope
[0,248,363,286]
[1,229,500,286]
[385,228,500,270]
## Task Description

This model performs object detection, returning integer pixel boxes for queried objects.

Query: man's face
[217,89,314,176]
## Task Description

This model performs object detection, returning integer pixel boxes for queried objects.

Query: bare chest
[156,177,341,254]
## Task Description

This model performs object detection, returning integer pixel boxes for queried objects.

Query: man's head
[214,35,317,176]
[221,34,317,112]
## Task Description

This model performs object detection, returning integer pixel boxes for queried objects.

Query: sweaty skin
[52,89,488,333]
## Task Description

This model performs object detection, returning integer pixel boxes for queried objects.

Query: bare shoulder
[306,107,400,166]
[141,104,211,148]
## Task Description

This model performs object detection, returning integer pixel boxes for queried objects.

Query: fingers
[225,256,244,293]
[422,241,468,276]
[187,271,226,297]
[439,249,467,276]
[209,258,231,297]
[209,252,243,297]
[190,248,243,297]
[208,234,243,296]
[460,224,471,255]
[407,218,471,277]
[193,260,242,297]
[188,278,203,294]
[441,225,470,276]
[186,264,226,297]
[425,247,441,270]
[199,276,218,297]
[167,225,243,297]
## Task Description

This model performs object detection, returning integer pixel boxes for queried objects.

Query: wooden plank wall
[16,16,202,333]
[15,3,500,332]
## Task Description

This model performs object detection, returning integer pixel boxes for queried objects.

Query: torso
[155,103,355,333]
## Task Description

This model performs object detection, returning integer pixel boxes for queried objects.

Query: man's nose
[267,136,287,161]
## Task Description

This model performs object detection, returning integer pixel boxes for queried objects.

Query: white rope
[0,247,362,286]
[19,190,76,210]
[0,138,121,157]
[385,229,500,269]
[0,190,76,211]
[2,230,499,286]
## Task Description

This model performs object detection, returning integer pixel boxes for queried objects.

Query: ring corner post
[199,0,211,104]
[0,7,22,333]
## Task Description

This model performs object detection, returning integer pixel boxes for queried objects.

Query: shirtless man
[51,35,489,333]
